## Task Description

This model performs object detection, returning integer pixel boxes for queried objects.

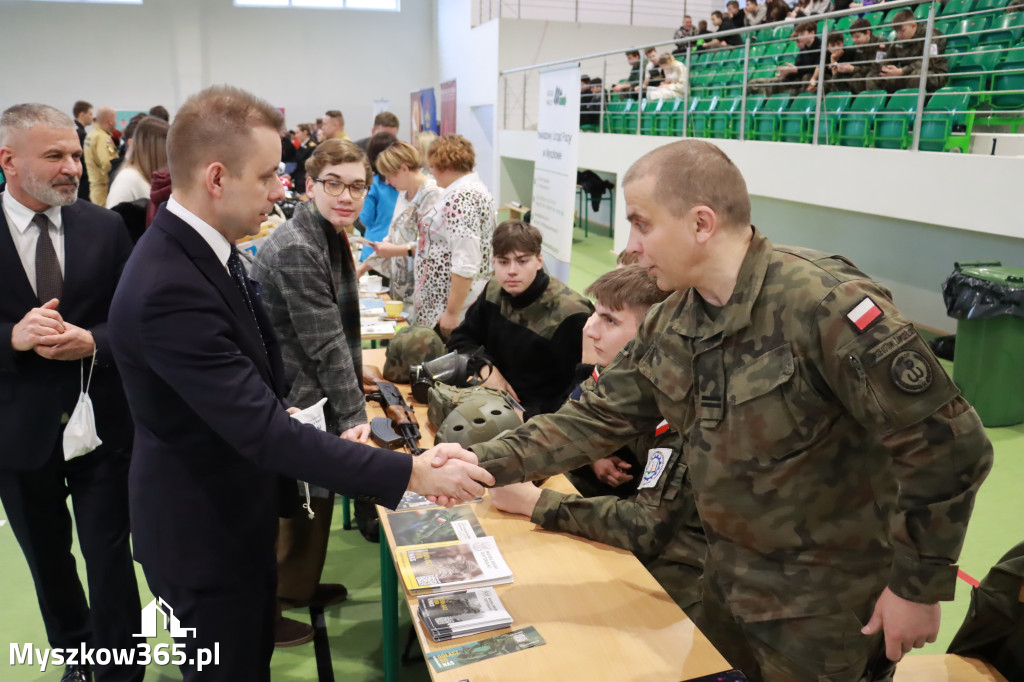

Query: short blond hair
[376,141,421,177]
[305,138,372,186]
[427,134,475,174]
[167,85,284,190]
[623,140,750,229]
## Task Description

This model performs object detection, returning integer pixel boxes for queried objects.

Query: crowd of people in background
[574,0,1012,125]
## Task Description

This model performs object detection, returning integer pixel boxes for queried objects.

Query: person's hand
[837,63,854,74]
[778,63,797,77]
[372,241,410,259]
[591,456,634,487]
[408,450,494,508]
[489,482,543,517]
[340,422,371,444]
[480,365,520,402]
[33,323,95,361]
[861,587,941,661]
[426,443,482,507]
[438,310,460,338]
[12,298,64,351]
[428,442,479,467]
[807,78,818,90]
[286,407,301,415]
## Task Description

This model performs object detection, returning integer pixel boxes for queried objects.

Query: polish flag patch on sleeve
[655,419,670,436]
[847,296,883,332]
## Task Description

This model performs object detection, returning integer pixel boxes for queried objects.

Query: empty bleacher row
[585,0,1024,151]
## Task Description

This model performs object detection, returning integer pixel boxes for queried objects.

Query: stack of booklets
[417,587,514,642]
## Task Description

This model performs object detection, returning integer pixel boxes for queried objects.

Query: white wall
[437,0,500,192]
[0,0,437,136]
[499,129,1024,330]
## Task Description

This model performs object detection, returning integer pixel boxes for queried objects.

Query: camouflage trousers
[746,74,812,97]
[694,582,896,682]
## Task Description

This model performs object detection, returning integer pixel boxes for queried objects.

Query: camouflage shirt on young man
[531,422,707,610]
[473,227,992,624]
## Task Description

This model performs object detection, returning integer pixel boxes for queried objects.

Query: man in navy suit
[0,104,143,682]
[108,85,493,681]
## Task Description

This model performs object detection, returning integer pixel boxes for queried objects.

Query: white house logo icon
[133,598,197,639]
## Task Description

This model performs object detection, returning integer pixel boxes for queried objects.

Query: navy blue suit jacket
[0,198,134,470]
[109,206,411,588]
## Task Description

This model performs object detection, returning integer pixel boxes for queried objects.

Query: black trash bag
[576,170,615,212]
[942,262,1024,321]
[929,334,956,362]
[947,541,1024,682]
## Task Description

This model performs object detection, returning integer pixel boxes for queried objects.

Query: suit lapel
[0,208,43,310]
[60,203,88,312]
[155,209,273,380]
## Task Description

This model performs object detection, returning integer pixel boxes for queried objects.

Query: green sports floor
[2,225,1022,681]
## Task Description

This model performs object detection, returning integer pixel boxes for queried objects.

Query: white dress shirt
[166,196,231,272]
[1,191,65,297]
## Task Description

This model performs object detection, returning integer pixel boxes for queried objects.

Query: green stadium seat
[755,27,774,42]
[604,100,626,133]
[774,24,794,41]
[778,93,817,143]
[919,86,974,152]
[776,41,799,66]
[865,8,886,27]
[914,2,933,20]
[740,93,768,139]
[639,98,663,135]
[817,90,853,144]
[974,0,1009,13]
[751,93,790,141]
[873,88,919,149]
[948,49,1003,105]
[948,15,993,53]
[837,89,887,147]
[990,54,1024,109]
[709,97,741,138]
[622,98,639,134]
[655,98,684,135]
[981,12,1024,47]
[690,96,717,138]
[940,0,976,17]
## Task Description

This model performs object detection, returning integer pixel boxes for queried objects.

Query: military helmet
[383,326,445,383]
[434,394,522,448]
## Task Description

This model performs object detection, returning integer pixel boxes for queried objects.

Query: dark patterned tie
[227,248,257,322]
[34,213,63,304]
[227,248,266,355]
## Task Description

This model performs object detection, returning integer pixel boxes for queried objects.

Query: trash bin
[942,262,1024,428]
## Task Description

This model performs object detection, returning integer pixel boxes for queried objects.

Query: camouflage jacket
[474,228,992,622]
[887,25,948,84]
[531,424,707,610]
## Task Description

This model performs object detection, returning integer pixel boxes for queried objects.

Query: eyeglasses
[313,177,370,199]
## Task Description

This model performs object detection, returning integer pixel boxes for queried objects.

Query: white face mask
[63,349,102,460]
[289,397,329,520]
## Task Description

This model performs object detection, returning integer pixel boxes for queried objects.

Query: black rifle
[366,381,424,455]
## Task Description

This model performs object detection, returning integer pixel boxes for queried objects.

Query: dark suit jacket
[0,198,134,471]
[109,206,412,588]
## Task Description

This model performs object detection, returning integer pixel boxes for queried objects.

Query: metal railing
[500,0,1024,152]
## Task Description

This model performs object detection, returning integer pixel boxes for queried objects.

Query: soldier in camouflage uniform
[436,140,992,682]
[447,220,593,418]
[490,265,706,613]
[869,9,948,93]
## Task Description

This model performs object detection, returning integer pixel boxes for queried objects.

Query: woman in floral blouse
[365,141,445,326]
[427,135,497,337]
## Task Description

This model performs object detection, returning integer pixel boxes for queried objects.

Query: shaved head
[623,140,751,229]
[95,106,116,131]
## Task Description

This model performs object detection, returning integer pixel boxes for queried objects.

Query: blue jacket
[359,175,398,261]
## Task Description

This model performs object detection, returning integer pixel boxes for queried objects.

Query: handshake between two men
[406,442,494,506]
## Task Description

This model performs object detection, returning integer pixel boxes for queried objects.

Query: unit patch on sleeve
[638,448,671,490]
[890,349,933,393]
[846,296,884,333]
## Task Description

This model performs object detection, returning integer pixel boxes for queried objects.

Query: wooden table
[362,349,732,682]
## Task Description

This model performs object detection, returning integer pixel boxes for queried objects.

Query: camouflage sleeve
[472,333,665,485]
[817,279,993,603]
[529,436,698,563]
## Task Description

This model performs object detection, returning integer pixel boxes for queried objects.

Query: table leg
[381,524,400,682]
